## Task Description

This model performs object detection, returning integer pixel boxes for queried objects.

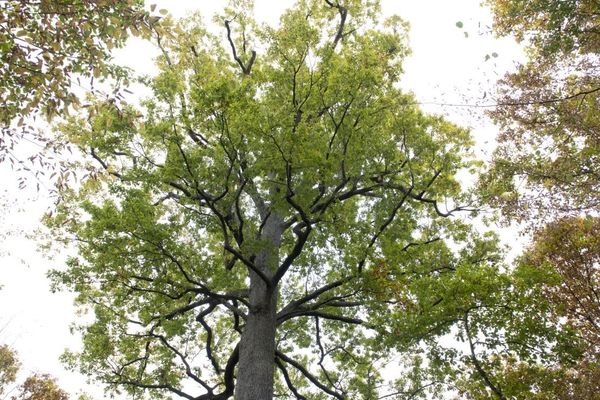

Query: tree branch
[275,358,308,400]
[324,0,348,49]
[279,309,364,325]
[276,351,345,399]
[278,275,354,319]
[224,20,256,75]
[463,311,506,400]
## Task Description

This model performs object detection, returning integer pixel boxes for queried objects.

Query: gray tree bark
[234,214,283,400]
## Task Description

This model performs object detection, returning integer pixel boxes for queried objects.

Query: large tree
[46,1,505,399]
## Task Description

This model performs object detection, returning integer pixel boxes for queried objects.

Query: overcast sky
[0,1,523,398]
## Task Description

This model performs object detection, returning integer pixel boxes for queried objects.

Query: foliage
[481,0,600,223]
[0,345,70,400]
[382,234,589,400]
[478,2,600,397]
[28,0,595,399]
[41,1,524,399]
[0,344,20,397]
[15,374,69,400]
[520,216,600,354]
[0,0,156,123]
[488,0,600,56]
[436,216,600,399]
[0,0,166,187]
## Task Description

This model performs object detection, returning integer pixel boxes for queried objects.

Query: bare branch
[224,20,256,75]
[276,351,345,399]
[324,0,348,49]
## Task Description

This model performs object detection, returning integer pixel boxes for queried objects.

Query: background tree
[0,0,166,186]
[481,0,600,223]
[0,345,70,400]
[521,217,600,350]
[476,0,600,397]
[375,233,588,400]
[0,344,19,398]
[511,216,600,400]
[0,0,152,124]
[13,374,69,400]
[43,1,510,399]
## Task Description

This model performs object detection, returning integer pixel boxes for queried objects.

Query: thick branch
[275,358,308,400]
[325,0,348,49]
[195,302,222,373]
[195,343,240,400]
[279,309,364,325]
[276,351,345,399]
[272,223,312,286]
[278,275,354,319]
[224,20,256,75]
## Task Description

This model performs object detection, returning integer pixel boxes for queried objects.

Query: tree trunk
[234,214,282,400]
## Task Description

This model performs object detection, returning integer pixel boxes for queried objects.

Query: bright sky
[0,1,524,398]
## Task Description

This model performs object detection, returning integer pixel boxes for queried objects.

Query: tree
[427,217,600,400]
[476,1,600,397]
[377,235,589,400]
[14,374,69,400]
[481,0,600,223]
[45,1,500,399]
[521,217,600,349]
[0,345,70,400]
[505,216,600,400]
[0,345,19,398]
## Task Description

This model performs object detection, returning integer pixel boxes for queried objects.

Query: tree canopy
[479,0,600,397]
[44,1,519,398]
[3,0,593,399]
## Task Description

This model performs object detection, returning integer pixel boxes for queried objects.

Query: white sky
[0,1,525,398]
